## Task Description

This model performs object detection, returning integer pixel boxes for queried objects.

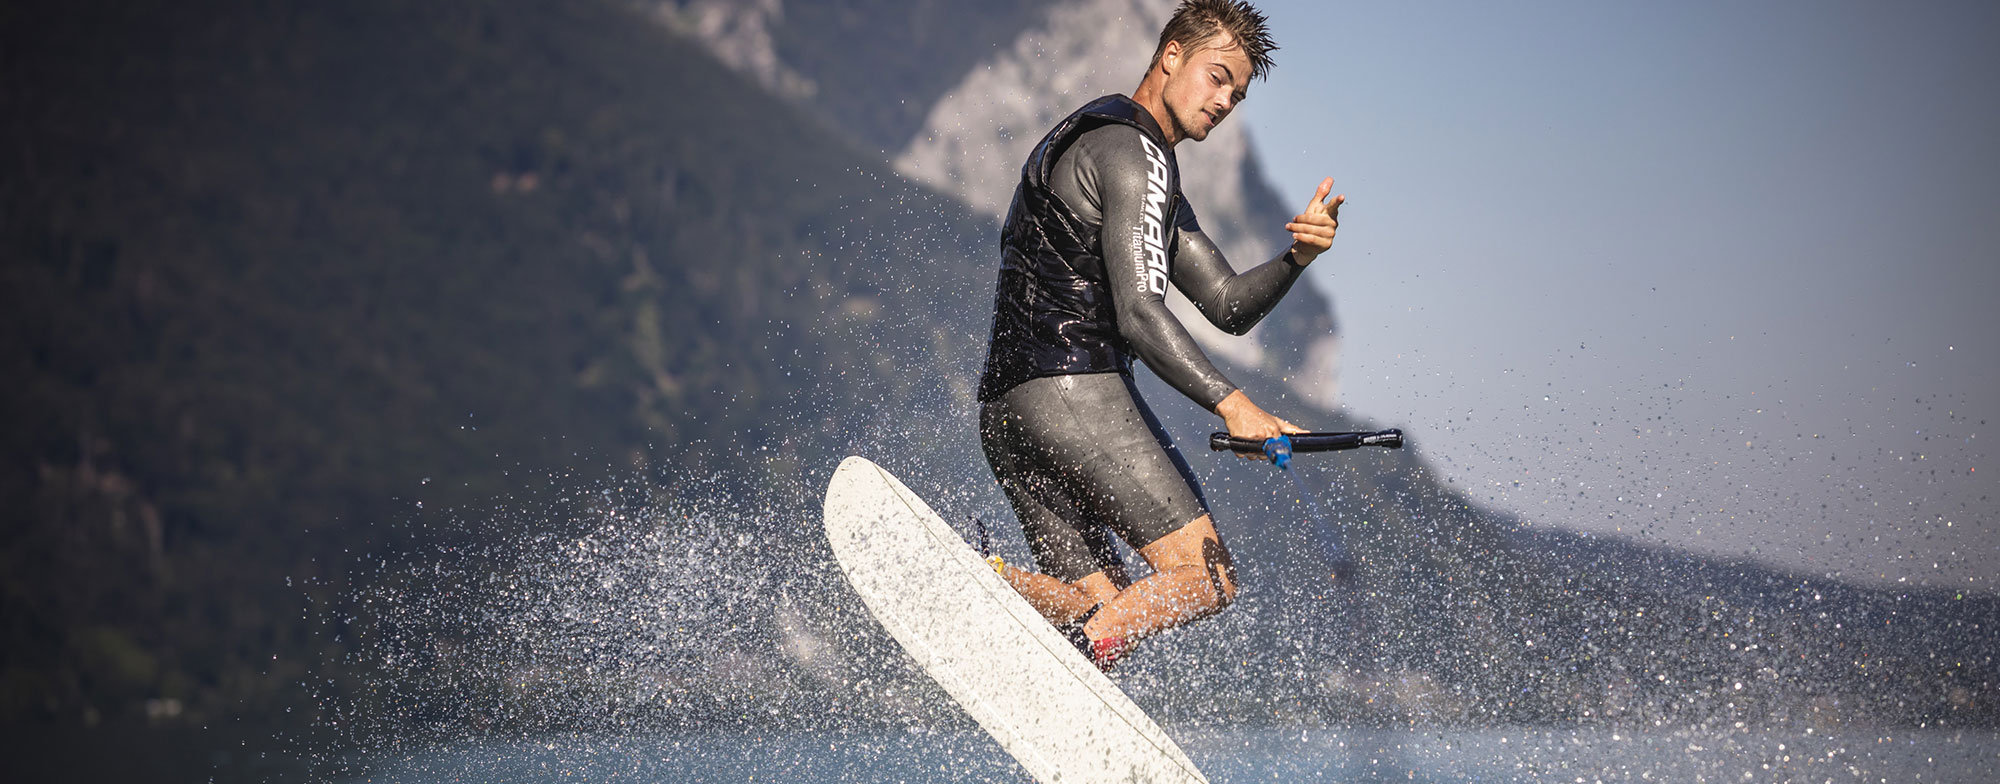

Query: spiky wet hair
[1148,0,1278,81]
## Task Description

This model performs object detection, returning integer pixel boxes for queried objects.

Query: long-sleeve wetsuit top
[1047,122,1305,410]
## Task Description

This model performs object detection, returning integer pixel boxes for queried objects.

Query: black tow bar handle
[1208,429,1403,455]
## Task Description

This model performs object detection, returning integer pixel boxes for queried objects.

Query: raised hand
[1284,177,1344,265]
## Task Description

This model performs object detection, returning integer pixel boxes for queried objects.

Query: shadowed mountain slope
[2,0,998,732]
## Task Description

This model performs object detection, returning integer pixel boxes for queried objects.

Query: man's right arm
[1075,125,1240,412]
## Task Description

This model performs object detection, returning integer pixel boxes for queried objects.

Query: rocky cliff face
[648,0,814,100]
[658,0,1343,406]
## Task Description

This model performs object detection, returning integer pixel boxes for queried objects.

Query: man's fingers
[1305,177,1333,213]
[1288,221,1336,241]
[1328,193,1345,220]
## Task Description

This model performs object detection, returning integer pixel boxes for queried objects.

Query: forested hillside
[2,0,1002,730]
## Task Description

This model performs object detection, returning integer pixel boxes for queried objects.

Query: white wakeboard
[822,456,1208,784]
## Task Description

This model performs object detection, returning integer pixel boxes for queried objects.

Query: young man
[976,0,1342,669]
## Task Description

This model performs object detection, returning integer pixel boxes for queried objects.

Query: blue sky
[1239,0,2000,589]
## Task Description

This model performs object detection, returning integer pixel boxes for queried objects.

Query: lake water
[338,725,1998,782]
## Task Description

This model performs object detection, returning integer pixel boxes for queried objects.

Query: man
[977,0,1342,670]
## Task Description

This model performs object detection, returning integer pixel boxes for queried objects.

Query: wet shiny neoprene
[978,95,1306,582]
[977,94,1304,408]
[980,373,1208,582]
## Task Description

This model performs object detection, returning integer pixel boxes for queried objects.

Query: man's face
[1161,34,1253,143]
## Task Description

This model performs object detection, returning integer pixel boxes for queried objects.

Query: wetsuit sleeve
[1169,202,1305,336]
[1073,126,1240,411]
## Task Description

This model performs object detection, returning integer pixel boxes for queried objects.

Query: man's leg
[1079,514,1235,644]
[995,567,1123,626]
[982,411,1130,627]
[982,380,1116,626]
[979,373,1227,655]
[1001,372,1231,658]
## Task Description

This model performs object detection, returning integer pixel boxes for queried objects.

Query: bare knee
[1198,534,1237,610]
[1192,563,1237,615]
[1212,570,1239,608]
[1138,515,1238,615]
[1160,558,1235,618]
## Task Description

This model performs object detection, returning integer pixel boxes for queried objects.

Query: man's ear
[1160,39,1183,76]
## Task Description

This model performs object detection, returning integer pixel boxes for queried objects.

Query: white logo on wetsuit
[1134,135,1172,296]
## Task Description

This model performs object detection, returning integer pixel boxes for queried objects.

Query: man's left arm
[1173,177,1343,335]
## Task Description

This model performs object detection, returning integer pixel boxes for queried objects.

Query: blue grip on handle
[1263,435,1292,468]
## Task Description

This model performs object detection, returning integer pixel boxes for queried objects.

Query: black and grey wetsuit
[977,94,1306,581]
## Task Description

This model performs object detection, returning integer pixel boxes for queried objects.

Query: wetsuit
[978,94,1306,582]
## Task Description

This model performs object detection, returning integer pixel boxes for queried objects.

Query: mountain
[2,0,1994,778]
[649,0,1341,404]
[1,0,1000,737]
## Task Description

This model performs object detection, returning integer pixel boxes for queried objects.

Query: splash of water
[302,469,973,780]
